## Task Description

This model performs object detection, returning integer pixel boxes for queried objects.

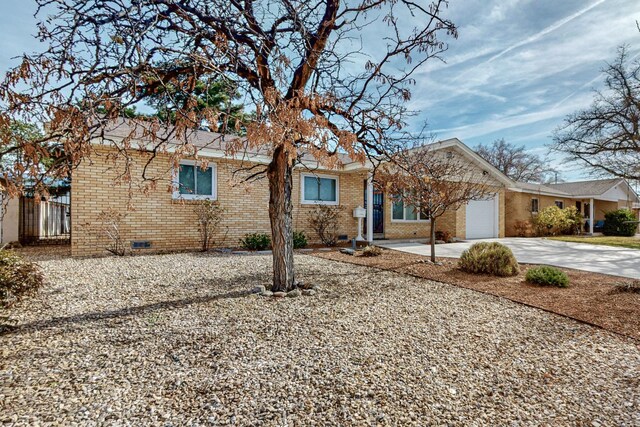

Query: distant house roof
[510,178,640,203]
[546,178,624,197]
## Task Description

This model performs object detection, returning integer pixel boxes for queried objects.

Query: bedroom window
[173,161,217,200]
[301,174,338,204]
[531,198,539,213]
[555,200,564,209]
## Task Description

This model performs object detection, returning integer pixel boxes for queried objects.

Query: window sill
[391,219,431,223]
[172,195,218,202]
[301,200,339,206]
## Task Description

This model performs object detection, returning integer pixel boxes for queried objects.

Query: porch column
[589,198,594,235]
[366,172,374,243]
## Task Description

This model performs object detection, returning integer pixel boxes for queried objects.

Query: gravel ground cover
[315,249,640,340]
[1,252,639,426]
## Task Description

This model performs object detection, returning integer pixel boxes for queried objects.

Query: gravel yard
[1,252,639,426]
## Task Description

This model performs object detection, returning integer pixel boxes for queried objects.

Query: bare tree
[475,138,553,183]
[553,46,640,181]
[378,144,492,263]
[0,0,457,291]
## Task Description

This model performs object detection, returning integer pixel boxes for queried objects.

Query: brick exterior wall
[71,146,509,256]
[71,147,369,256]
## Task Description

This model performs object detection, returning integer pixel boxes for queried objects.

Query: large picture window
[173,161,217,200]
[391,199,429,221]
[301,174,338,204]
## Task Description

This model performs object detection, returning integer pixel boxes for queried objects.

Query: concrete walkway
[376,237,640,279]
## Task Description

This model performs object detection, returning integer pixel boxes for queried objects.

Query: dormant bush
[309,205,343,247]
[193,201,224,251]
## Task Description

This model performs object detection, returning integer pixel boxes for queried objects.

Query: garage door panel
[466,196,497,239]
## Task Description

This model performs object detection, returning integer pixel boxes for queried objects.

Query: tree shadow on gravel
[1,289,251,337]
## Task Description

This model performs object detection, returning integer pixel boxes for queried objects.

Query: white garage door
[466,195,497,239]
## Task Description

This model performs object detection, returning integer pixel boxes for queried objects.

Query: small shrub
[525,266,569,287]
[458,242,520,277]
[97,208,127,256]
[603,209,638,236]
[435,230,453,243]
[293,231,308,249]
[193,200,224,251]
[513,220,533,237]
[0,250,44,308]
[309,205,343,246]
[614,280,640,293]
[240,233,271,250]
[361,245,382,257]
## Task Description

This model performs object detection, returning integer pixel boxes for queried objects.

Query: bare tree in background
[378,144,492,263]
[553,46,640,181]
[0,0,457,292]
[475,138,554,183]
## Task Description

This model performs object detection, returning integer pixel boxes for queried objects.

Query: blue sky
[1,1,639,180]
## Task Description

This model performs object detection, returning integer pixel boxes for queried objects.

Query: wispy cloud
[405,0,640,182]
[482,0,608,65]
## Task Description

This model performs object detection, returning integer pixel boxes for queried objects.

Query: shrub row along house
[506,179,640,236]
[69,120,640,256]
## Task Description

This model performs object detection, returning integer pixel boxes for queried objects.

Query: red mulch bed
[312,249,640,341]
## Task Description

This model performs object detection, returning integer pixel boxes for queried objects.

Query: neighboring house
[506,178,640,236]
[70,121,510,256]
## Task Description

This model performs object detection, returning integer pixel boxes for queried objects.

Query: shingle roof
[546,178,623,197]
[96,118,357,165]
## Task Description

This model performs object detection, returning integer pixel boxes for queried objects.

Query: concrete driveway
[376,237,640,279]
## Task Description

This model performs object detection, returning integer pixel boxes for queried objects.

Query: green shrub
[532,205,582,236]
[525,266,569,287]
[360,245,382,257]
[293,231,308,249]
[603,209,638,236]
[458,242,520,277]
[240,233,271,250]
[561,206,583,235]
[0,250,45,308]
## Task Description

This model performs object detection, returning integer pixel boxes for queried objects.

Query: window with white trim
[173,161,217,200]
[301,174,338,204]
[391,198,430,221]
[531,198,539,213]
[554,200,564,209]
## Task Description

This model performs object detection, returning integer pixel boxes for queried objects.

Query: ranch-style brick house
[69,121,640,256]
[505,179,640,236]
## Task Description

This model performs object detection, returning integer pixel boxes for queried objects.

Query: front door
[363,181,384,235]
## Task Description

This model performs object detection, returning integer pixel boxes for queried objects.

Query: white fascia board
[507,187,571,198]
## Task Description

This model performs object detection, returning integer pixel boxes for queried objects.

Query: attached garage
[465,194,499,239]
[378,138,512,241]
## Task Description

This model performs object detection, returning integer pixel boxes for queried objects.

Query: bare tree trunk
[267,146,296,292]
[430,217,437,263]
